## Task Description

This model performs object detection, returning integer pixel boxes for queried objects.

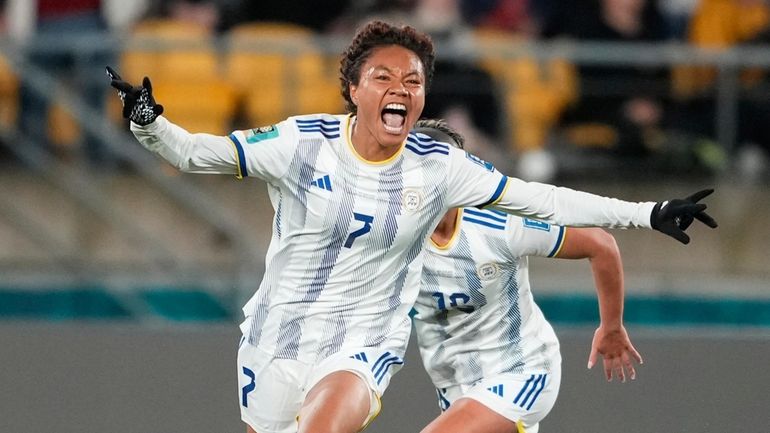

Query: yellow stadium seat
[122,18,220,84]
[672,0,770,98]
[225,22,342,126]
[119,19,237,133]
[47,103,81,149]
[0,53,19,130]
[153,81,238,135]
[473,29,577,152]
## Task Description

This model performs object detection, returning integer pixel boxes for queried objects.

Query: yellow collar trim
[345,114,405,165]
[430,209,463,250]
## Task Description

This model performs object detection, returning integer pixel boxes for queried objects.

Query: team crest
[402,188,423,212]
[245,125,279,143]
[477,263,499,280]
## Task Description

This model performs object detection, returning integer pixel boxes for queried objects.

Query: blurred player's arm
[554,228,642,383]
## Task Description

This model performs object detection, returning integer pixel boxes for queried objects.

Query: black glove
[106,66,164,126]
[650,189,718,244]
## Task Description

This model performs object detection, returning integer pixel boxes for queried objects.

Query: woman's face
[349,45,426,149]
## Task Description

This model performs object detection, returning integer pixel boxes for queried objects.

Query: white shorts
[237,339,404,433]
[435,368,561,433]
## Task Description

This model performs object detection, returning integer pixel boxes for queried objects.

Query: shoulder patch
[523,218,551,231]
[466,152,495,171]
[245,125,279,143]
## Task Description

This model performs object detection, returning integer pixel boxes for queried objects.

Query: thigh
[298,370,372,433]
[420,397,518,433]
[299,347,404,432]
[237,342,307,433]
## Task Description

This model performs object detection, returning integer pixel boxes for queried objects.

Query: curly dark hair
[413,118,465,149]
[340,20,435,114]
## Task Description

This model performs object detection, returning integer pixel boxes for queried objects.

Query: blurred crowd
[1,0,770,182]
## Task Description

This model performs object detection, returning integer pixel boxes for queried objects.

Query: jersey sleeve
[130,116,298,182]
[445,148,510,209]
[489,177,656,229]
[227,120,298,182]
[505,216,567,259]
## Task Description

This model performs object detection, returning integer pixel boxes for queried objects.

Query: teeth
[385,103,407,111]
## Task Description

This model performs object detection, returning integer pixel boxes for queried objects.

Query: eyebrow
[373,66,422,77]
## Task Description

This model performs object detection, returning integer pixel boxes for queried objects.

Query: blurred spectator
[219,0,349,33]
[656,0,700,40]
[460,0,536,35]
[10,0,114,166]
[556,0,671,161]
[672,0,770,179]
[143,0,222,32]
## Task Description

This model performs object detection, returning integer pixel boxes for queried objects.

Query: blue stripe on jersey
[405,144,450,156]
[478,175,508,208]
[406,135,450,150]
[462,215,506,230]
[487,208,507,217]
[376,357,404,384]
[296,118,340,126]
[297,124,340,133]
[513,375,536,405]
[371,352,392,375]
[518,374,544,409]
[527,374,548,410]
[275,189,283,239]
[464,208,508,224]
[228,133,248,178]
[296,118,341,139]
[297,127,341,139]
[547,226,565,257]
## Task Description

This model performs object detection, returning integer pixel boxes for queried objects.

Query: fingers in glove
[694,211,718,228]
[142,76,153,93]
[666,226,691,244]
[153,104,164,115]
[105,66,122,81]
[685,188,714,203]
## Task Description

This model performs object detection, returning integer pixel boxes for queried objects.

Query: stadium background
[0,1,768,432]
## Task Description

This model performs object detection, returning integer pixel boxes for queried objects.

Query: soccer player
[412,119,642,433]
[107,20,715,433]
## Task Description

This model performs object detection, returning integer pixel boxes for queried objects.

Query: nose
[389,83,408,96]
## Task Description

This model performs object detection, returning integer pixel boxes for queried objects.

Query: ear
[349,84,359,105]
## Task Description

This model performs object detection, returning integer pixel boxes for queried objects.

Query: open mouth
[381,103,407,134]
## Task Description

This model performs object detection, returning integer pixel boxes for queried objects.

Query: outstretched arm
[555,228,643,382]
[107,66,240,175]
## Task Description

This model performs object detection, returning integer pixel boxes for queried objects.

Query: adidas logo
[311,174,333,191]
[487,384,504,397]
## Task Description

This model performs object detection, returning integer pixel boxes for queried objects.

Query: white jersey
[413,209,567,387]
[131,113,654,365]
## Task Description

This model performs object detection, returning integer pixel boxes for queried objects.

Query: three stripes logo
[513,374,548,411]
[487,384,504,397]
[349,352,368,362]
[371,352,404,385]
[311,174,333,191]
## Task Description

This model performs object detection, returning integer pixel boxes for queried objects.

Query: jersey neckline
[344,114,406,166]
[430,209,463,250]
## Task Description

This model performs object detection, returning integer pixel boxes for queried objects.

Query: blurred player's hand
[588,325,642,383]
[106,66,164,126]
[650,189,718,244]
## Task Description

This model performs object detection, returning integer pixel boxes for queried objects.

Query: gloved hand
[106,66,164,126]
[650,189,718,244]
